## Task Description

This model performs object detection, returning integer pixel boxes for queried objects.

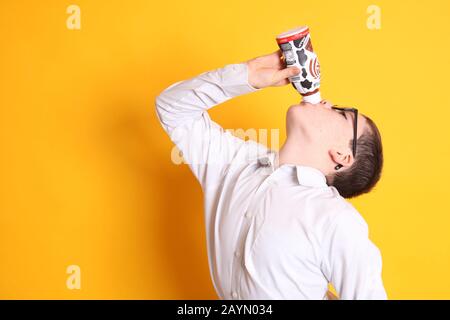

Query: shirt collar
[257,151,328,188]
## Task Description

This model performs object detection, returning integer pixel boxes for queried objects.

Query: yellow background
[1,0,449,299]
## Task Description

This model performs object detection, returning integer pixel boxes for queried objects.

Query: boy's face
[286,100,368,159]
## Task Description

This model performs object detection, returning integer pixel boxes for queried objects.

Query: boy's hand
[245,49,301,90]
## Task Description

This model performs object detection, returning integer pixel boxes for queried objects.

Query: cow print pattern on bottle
[296,49,308,66]
[293,37,307,49]
[301,68,307,78]
[300,79,312,89]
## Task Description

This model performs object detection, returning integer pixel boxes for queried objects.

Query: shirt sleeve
[155,62,262,189]
[321,209,388,300]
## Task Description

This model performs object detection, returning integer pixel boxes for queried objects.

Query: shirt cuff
[219,62,262,97]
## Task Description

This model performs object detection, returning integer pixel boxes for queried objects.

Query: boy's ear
[329,148,354,168]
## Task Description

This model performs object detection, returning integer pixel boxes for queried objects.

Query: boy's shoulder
[306,186,369,234]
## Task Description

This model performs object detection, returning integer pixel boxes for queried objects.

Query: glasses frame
[331,106,358,157]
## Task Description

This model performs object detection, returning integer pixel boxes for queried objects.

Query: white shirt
[155,62,387,300]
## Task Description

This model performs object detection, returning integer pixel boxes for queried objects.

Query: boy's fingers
[275,66,300,82]
[267,50,282,63]
[275,49,284,61]
[274,78,290,87]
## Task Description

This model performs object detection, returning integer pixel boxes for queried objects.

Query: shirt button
[244,211,252,218]
[231,291,238,299]
[234,251,241,258]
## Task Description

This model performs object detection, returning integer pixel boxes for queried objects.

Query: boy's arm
[155,62,262,189]
[155,51,300,189]
[322,210,388,300]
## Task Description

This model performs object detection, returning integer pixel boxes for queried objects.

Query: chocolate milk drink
[276,26,322,104]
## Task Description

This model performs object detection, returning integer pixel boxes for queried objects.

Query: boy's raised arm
[155,52,300,189]
[155,62,261,188]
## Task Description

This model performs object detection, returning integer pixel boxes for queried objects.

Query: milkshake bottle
[276,26,322,104]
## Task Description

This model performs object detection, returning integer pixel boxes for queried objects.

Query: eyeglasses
[331,106,358,157]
